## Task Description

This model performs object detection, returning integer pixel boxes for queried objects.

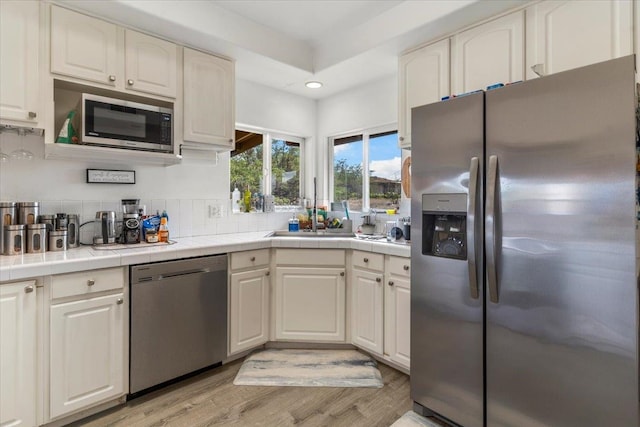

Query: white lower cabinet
[274,249,346,342]
[350,252,411,370]
[46,267,126,422]
[229,268,270,354]
[0,280,37,427]
[49,293,125,420]
[384,257,411,368]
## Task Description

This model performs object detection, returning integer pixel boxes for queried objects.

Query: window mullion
[263,133,271,195]
[363,133,370,211]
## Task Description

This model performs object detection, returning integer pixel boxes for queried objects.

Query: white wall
[0,78,316,238]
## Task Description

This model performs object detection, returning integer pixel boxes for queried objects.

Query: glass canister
[48,230,68,252]
[26,223,47,253]
[17,202,39,225]
[38,214,55,231]
[67,214,79,248]
[0,202,17,254]
[3,224,25,255]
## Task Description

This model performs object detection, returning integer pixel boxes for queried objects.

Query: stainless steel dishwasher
[129,254,227,396]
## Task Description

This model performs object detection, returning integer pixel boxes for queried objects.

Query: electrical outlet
[208,204,223,218]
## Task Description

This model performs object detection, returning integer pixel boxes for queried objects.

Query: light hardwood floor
[71,357,413,427]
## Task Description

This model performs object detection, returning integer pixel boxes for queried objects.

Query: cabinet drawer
[50,267,124,300]
[352,250,384,272]
[275,249,345,266]
[387,257,411,277]
[231,249,270,271]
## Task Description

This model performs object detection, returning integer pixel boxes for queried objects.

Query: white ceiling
[56,0,526,99]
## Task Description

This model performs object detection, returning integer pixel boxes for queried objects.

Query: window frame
[233,124,305,210]
[328,123,398,213]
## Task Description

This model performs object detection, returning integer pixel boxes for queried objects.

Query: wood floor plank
[71,357,412,427]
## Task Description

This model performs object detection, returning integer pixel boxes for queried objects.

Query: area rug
[233,348,383,388]
[390,411,443,427]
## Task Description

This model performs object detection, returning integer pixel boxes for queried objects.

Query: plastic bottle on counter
[288,215,299,232]
[232,187,241,213]
[158,217,169,243]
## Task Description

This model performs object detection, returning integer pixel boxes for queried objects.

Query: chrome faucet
[311,177,317,232]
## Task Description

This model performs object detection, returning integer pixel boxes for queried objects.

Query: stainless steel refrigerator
[410,55,639,427]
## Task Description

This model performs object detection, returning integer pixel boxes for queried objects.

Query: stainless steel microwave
[81,93,173,153]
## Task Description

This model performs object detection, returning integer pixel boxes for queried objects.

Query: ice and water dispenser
[421,193,467,260]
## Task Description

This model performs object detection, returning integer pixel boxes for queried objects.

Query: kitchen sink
[267,230,356,238]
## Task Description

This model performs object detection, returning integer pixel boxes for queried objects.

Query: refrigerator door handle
[467,156,480,299]
[486,155,500,303]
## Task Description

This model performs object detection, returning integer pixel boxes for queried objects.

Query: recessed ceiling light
[305,81,323,89]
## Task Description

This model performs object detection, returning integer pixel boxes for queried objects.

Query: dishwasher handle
[159,268,210,280]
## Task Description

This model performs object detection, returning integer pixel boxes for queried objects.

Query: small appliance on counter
[121,199,142,244]
[94,211,116,245]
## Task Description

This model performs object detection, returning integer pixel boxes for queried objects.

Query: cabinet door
[229,268,270,355]
[384,274,411,368]
[0,281,37,427]
[0,1,39,124]
[452,11,524,94]
[398,39,449,148]
[351,268,384,355]
[49,293,125,420]
[50,5,118,86]
[125,30,177,98]
[274,267,345,342]
[183,47,235,148]
[526,0,632,79]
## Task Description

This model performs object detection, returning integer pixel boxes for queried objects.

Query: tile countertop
[0,231,410,282]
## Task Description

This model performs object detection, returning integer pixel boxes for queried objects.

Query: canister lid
[0,201,16,208]
[17,202,39,208]
[49,230,67,236]
[4,224,25,230]
[27,223,47,230]
[38,214,55,220]
[67,214,79,219]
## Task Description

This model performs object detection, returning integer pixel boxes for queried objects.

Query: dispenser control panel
[421,193,467,260]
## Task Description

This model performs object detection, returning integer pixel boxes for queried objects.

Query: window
[231,128,304,211]
[331,127,400,212]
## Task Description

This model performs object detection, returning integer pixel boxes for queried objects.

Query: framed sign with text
[86,169,136,184]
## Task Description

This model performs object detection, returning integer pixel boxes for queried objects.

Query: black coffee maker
[122,199,141,244]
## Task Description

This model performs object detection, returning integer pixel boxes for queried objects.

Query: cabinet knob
[228,139,233,143]
[363,257,369,262]
[388,281,394,286]
[28,111,37,119]
[399,136,405,141]
[376,277,381,283]
[87,279,95,286]
[127,79,134,86]
[403,265,409,271]
[116,298,124,305]
[108,75,116,82]
[340,271,345,277]
[250,256,256,261]
[24,285,34,293]
[265,271,270,276]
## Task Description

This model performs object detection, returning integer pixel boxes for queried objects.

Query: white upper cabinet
[50,5,118,87]
[452,11,524,94]
[398,39,449,149]
[50,6,177,98]
[526,0,633,79]
[0,1,40,125]
[183,47,235,149]
[125,29,177,98]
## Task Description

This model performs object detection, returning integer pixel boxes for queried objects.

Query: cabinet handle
[127,79,134,86]
[24,285,34,293]
[403,265,409,271]
[108,75,116,82]
[250,256,256,261]
[388,281,394,286]
[116,298,124,305]
[87,279,95,286]
[265,271,270,276]
[363,257,369,262]
[376,277,381,283]
[28,111,37,119]
[340,272,345,277]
